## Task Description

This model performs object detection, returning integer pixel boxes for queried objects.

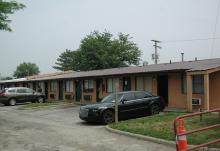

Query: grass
[109,112,220,148]
[19,100,71,110]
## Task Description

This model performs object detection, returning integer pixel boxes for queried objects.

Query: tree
[0,0,25,32]
[14,62,40,78]
[54,31,141,71]
[53,49,82,71]
[0,76,12,80]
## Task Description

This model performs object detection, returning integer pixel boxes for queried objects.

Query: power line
[163,37,220,43]
[210,0,220,57]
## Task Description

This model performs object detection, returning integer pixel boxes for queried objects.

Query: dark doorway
[123,77,131,91]
[44,82,48,99]
[96,79,103,102]
[33,82,36,91]
[75,80,82,102]
[58,81,63,100]
[157,75,168,106]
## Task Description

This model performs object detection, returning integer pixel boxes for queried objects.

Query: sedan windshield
[101,93,123,103]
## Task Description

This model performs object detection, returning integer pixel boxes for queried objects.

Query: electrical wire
[210,0,220,57]
[163,37,220,43]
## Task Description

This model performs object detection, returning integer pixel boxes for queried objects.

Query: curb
[105,125,176,148]
[105,126,220,151]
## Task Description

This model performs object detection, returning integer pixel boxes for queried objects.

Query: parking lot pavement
[0,105,175,151]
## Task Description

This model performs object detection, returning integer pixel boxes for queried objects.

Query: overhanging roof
[27,58,220,81]
[1,58,220,83]
[0,78,27,84]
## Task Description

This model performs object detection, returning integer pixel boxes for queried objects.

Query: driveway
[0,104,175,151]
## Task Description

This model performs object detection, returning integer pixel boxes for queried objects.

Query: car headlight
[92,108,99,112]
[98,106,108,109]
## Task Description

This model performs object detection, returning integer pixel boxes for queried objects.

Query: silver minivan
[0,87,46,106]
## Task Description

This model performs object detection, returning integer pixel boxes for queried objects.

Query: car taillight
[0,93,5,96]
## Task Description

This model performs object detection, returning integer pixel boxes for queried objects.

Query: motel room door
[44,82,48,99]
[96,79,103,102]
[157,75,168,106]
[58,81,64,100]
[123,77,131,91]
[75,80,82,102]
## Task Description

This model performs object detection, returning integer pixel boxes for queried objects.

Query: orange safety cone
[178,119,188,150]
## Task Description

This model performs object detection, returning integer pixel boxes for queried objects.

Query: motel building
[1,58,220,112]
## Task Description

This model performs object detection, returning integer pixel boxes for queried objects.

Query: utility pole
[115,83,119,123]
[151,40,162,64]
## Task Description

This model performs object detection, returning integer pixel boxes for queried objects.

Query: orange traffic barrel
[178,119,188,150]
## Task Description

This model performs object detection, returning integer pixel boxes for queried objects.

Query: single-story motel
[1,58,220,112]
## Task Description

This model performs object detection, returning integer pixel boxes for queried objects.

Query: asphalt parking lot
[0,104,175,151]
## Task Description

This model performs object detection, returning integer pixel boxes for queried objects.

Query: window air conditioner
[192,98,201,105]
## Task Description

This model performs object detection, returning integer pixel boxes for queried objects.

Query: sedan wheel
[150,104,160,115]
[9,99,16,106]
[102,110,115,124]
[37,97,44,103]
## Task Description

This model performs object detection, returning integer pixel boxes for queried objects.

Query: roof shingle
[28,58,220,81]
[1,58,220,83]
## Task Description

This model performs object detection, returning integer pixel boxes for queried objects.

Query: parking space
[0,105,175,151]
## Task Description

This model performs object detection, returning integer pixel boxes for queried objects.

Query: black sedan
[79,91,165,124]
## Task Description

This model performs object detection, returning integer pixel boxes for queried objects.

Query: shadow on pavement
[0,102,30,107]
[75,121,106,127]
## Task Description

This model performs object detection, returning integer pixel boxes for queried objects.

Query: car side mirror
[121,99,126,104]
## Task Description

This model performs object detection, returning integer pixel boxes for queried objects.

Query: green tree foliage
[13,62,40,78]
[54,31,141,71]
[53,49,82,71]
[0,0,25,31]
[0,76,12,80]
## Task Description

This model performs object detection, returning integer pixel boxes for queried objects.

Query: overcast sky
[0,0,220,77]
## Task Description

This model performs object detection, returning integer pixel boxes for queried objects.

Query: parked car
[0,87,46,106]
[79,91,165,124]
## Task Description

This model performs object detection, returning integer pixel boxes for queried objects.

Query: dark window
[181,73,187,94]
[65,80,73,92]
[25,88,33,93]
[17,88,26,93]
[123,93,135,101]
[193,75,204,94]
[135,92,151,99]
[50,81,57,92]
[107,78,119,93]
[101,93,123,103]
[84,80,93,92]
[8,89,16,93]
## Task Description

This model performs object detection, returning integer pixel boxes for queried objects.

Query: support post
[115,83,119,123]
[63,80,65,100]
[187,75,193,112]
[204,74,210,111]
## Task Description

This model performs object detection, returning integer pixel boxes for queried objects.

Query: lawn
[19,100,71,110]
[109,112,220,148]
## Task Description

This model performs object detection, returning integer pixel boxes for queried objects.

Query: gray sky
[0,0,220,77]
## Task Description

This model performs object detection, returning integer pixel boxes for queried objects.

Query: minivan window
[8,89,16,93]
[17,88,26,93]
[25,88,33,93]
